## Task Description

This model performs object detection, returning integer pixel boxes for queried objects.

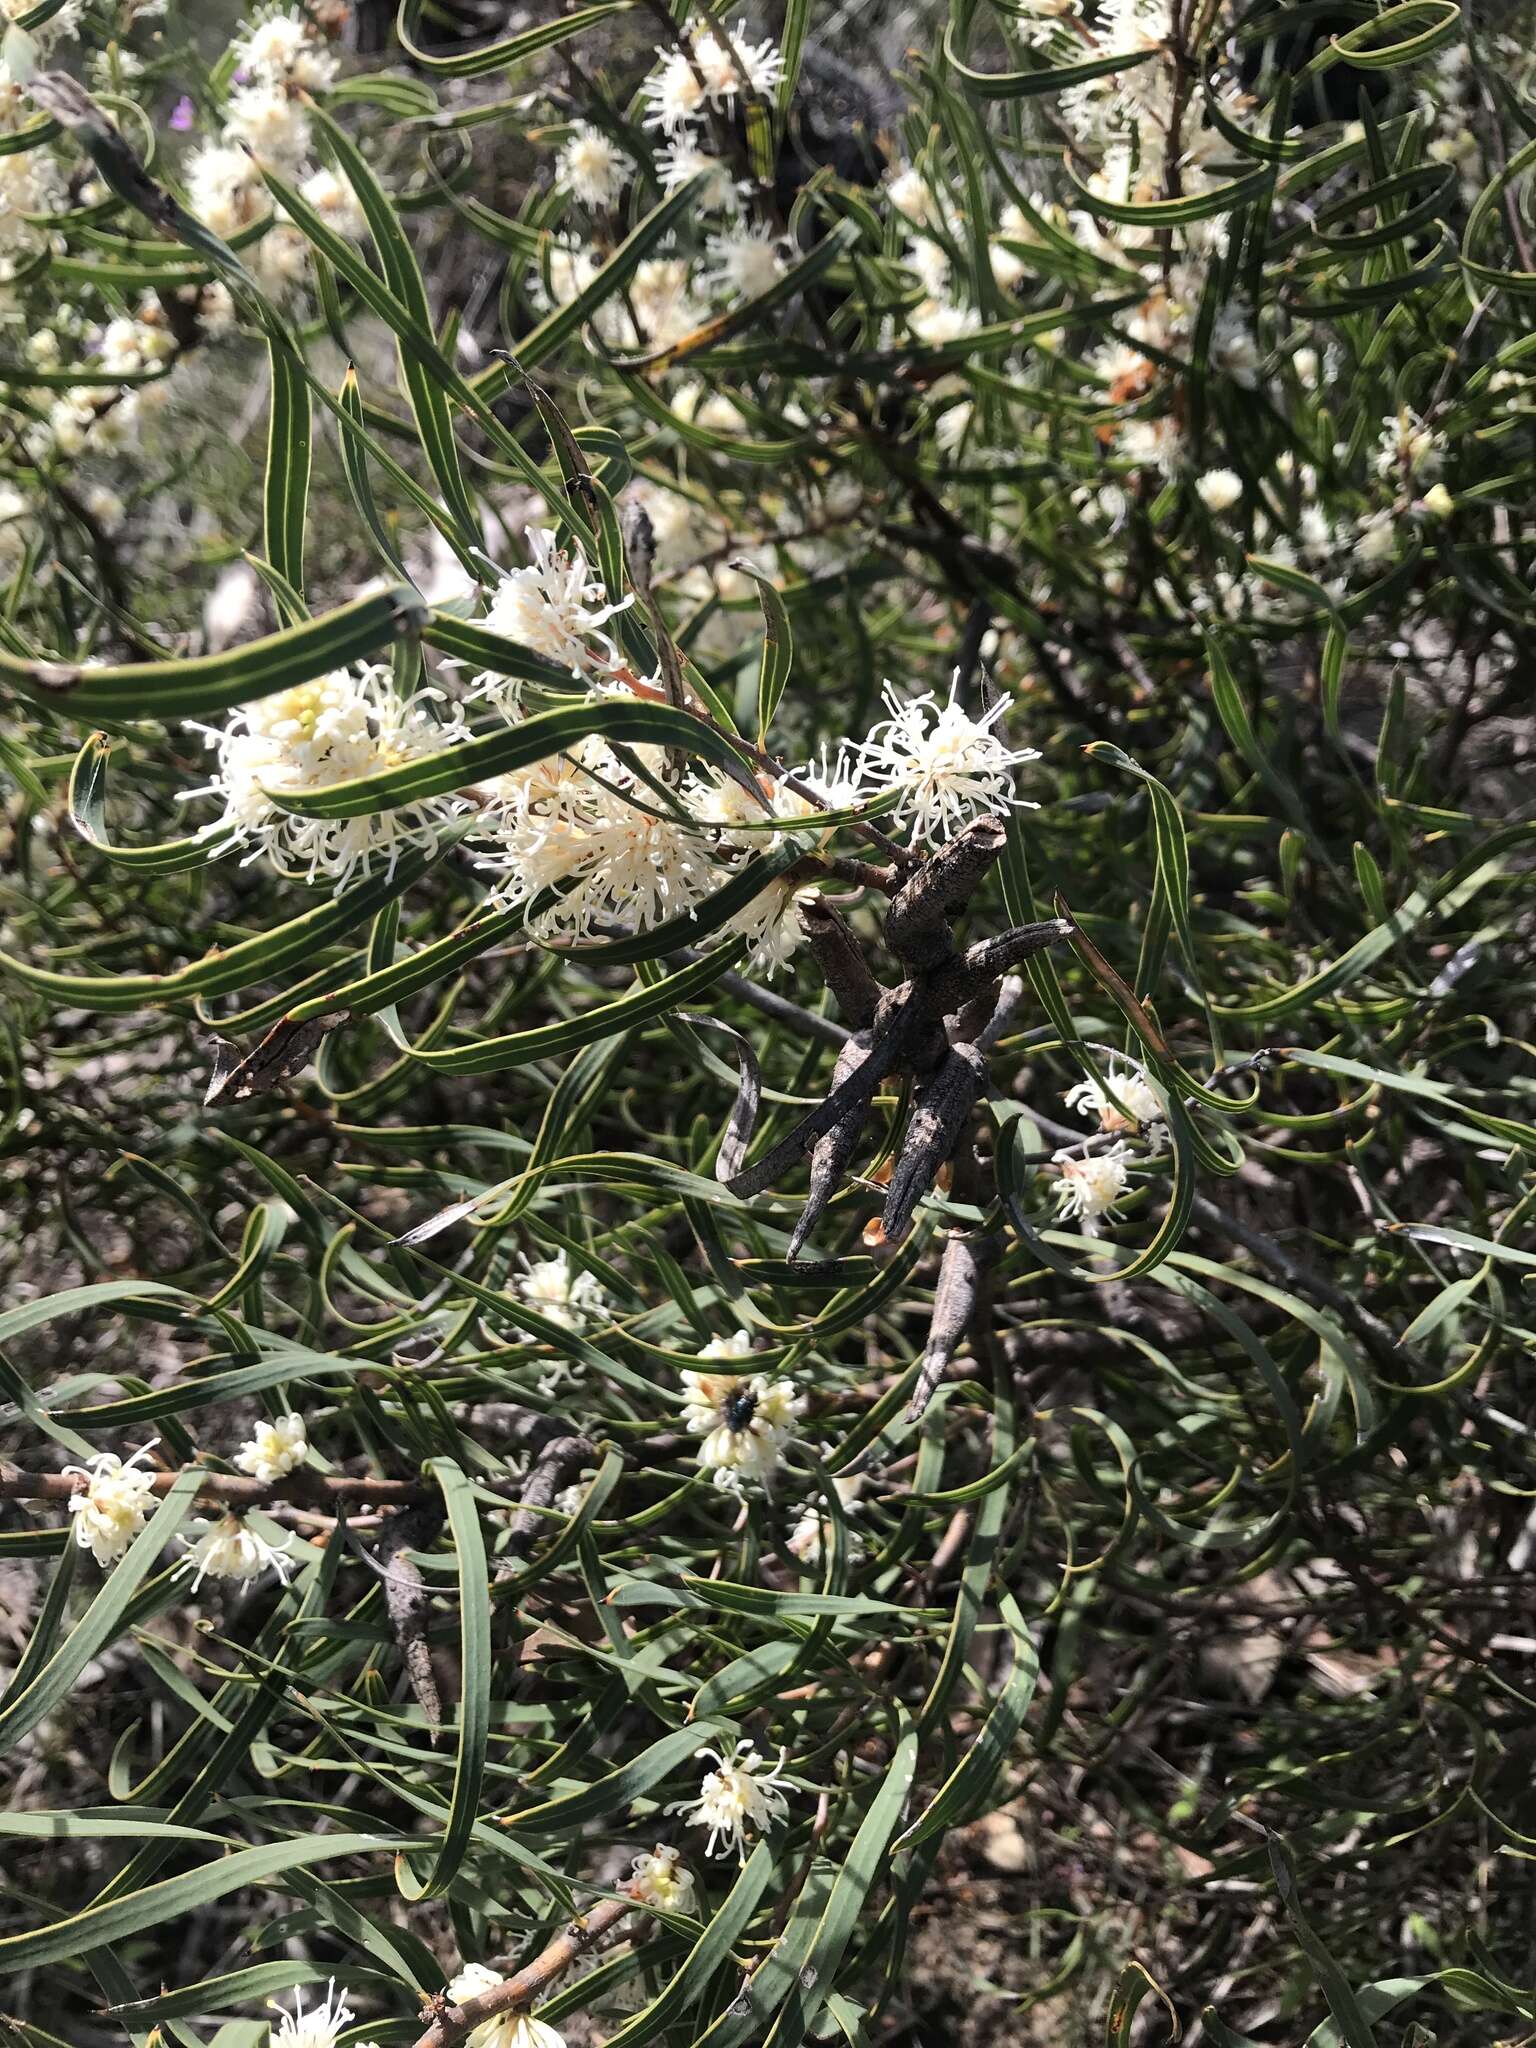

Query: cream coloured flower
[268,1981,354,2048]
[907,237,951,300]
[555,124,630,208]
[786,1474,866,1569]
[1052,1142,1131,1234]
[728,881,815,978]
[180,1513,294,1592]
[484,776,713,938]
[640,49,708,130]
[1354,511,1396,567]
[447,1964,502,2009]
[222,82,312,168]
[184,142,268,239]
[989,236,1028,292]
[691,17,784,97]
[621,256,704,350]
[1116,411,1185,477]
[85,483,124,531]
[907,298,979,348]
[234,9,338,87]
[627,480,704,567]
[445,1968,565,2048]
[236,11,311,76]
[474,528,632,689]
[531,240,598,311]
[234,1412,308,1484]
[675,1739,791,1859]
[1375,407,1442,482]
[656,138,739,210]
[514,1251,607,1331]
[1010,0,1082,44]
[476,727,717,942]
[856,674,1039,847]
[887,167,937,226]
[627,1844,698,1915]
[1196,468,1243,513]
[701,1329,754,1363]
[298,165,367,239]
[703,224,786,300]
[63,1442,159,1567]
[640,17,781,128]
[680,1360,802,1493]
[183,666,466,889]
[1065,1063,1165,1138]
[252,222,312,297]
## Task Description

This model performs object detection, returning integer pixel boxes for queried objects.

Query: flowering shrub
[3,0,1536,2043]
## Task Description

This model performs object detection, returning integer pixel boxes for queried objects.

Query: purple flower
[169,94,195,132]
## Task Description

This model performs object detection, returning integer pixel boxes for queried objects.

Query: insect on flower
[680,1353,802,1493]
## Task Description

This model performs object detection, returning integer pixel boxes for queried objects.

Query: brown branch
[801,898,881,1029]
[412,1898,638,2048]
[377,1499,447,1729]
[496,1434,598,1581]
[907,1229,1003,1422]
[0,1464,434,1510]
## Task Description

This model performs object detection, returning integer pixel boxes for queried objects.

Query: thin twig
[411,1899,637,2048]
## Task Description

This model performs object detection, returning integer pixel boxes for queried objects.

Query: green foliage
[2,0,1536,2044]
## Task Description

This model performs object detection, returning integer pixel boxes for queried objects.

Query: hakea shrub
[3,0,1536,2044]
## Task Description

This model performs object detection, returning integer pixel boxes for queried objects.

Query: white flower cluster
[183,8,361,300]
[63,1434,296,1588]
[474,526,633,682]
[1052,1142,1133,1236]
[535,17,787,344]
[463,530,1035,944]
[1174,442,1409,624]
[23,293,189,464]
[1058,0,1249,232]
[1052,1057,1169,1235]
[185,664,467,889]
[554,123,631,209]
[187,512,1035,928]
[679,1334,803,1492]
[639,16,784,134]
[884,162,1046,352]
[0,84,65,267]
[868,0,1243,482]
[858,676,1039,849]
[19,10,364,467]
